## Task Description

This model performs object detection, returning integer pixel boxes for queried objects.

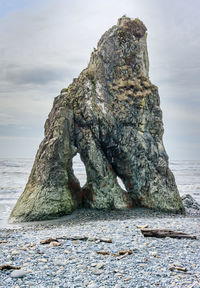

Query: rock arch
[9,17,184,222]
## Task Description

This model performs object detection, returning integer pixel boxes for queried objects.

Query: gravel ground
[0,208,200,288]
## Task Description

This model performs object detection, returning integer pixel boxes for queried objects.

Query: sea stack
[9,16,184,222]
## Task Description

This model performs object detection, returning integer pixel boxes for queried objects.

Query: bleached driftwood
[140,228,197,239]
[40,236,112,244]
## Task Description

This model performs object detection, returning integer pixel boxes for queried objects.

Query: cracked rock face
[9,16,184,222]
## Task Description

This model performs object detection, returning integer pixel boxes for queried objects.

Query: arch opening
[116,176,127,191]
[72,153,87,188]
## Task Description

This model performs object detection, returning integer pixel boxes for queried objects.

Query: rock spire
[9,17,184,222]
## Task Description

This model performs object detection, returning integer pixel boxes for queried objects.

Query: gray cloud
[0,112,22,125]
[0,0,199,159]
[4,66,71,85]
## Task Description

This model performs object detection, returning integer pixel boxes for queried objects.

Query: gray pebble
[10,270,29,278]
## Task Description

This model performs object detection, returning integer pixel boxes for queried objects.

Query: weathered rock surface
[182,194,200,211]
[9,16,184,222]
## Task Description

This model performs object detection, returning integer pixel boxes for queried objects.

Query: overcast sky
[0,0,199,160]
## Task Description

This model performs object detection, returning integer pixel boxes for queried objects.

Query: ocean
[0,157,200,228]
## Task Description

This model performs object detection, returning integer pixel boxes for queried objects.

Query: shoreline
[1,206,200,232]
[2,206,200,230]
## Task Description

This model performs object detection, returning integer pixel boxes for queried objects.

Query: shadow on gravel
[6,207,199,231]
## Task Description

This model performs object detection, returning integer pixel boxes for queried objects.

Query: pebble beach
[0,209,200,288]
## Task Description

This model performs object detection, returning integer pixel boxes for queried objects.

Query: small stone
[114,269,120,273]
[27,243,35,248]
[136,224,148,229]
[11,250,20,256]
[38,258,48,263]
[54,259,67,266]
[151,251,157,257]
[49,241,61,247]
[92,269,103,275]
[114,285,121,288]
[36,249,44,254]
[10,270,29,278]
[96,263,104,269]
[124,277,132,281]
[55,269,63,274]
[87,284,98,288]
[64,249,71,254]
[139,264,146,267]
[19,247,28,251]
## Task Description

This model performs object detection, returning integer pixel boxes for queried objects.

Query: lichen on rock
[9,16,184,223]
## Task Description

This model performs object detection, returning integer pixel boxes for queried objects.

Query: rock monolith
[9,16,184,222]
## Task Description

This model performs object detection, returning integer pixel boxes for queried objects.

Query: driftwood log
[140,228,197,239]
[0,265,21,271]
[58,236,112,243]
[40,236,112,245]
[169,265,188,272]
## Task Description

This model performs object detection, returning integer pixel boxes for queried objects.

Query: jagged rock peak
[117,16,147,38]
[9,17,184,223]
